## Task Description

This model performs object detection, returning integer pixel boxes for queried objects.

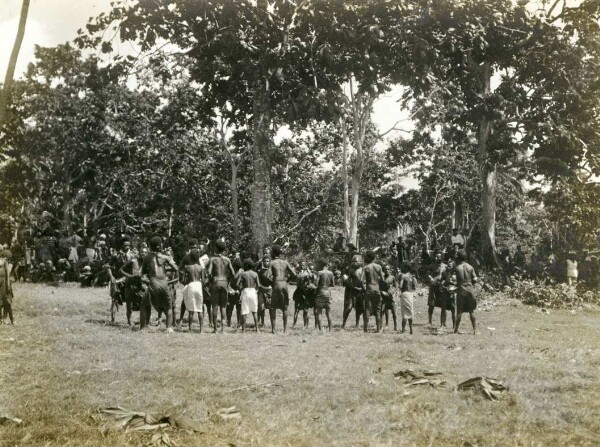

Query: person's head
[46,260,53,267]
[188,238,199,251]
[457,249,467,263]
[139,246,148,257]
[263,246,270,257]
[190,250,200,264]
[351,254,363,268]
[198,243,206,254]
[434,252,442,263]
[382,264,390,275]
[400,261,411,274]
[316,258,328,270]
[364,250,376,264]
[0,249,11,260]
[299,260,306,270]
[271,245,282,258]
[446,258,455,269]
[121,236,131,251]
[100,233,107,241]
[165,247,174,257]
[214,239,227,254]
[149,236,162,252]
[243,258,255,271]
[83,265,92,273]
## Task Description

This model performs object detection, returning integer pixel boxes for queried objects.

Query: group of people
[102,234,480,335]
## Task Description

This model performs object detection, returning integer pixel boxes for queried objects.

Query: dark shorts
[147,278,172,311]
[123,281,144,312]
[443,289,456,311]
[457,286,477,313]
[258,288,271,308]
[0,282,13,307]
[380,292,396,311]
[428,284,445,308]
[271,282,289,311]
[228,291,241,306]
[364,290,381,313]
[315,289,331,310]
[344,288,356,311]
[210,282,229,307]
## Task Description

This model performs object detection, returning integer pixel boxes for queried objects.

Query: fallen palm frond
[0,415,23,425]
[95,407,203,432]
[457,377,509,401]
[394,369,446,388]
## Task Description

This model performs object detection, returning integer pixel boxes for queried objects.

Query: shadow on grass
[84,319,134,331]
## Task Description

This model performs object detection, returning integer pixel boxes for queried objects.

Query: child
[181,251,204,333]
[256,246,272,328]
[206,240,236,334]
[398,261,416,334]
[314,258,335,332]
[360,251,383,333]
[379,265,398,331]
[0,250,14,324]
[454,250,478,335]
[237,259,262,332]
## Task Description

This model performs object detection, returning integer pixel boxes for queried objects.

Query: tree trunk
[340,117,350,240]
[478,62,501,267]
[168,205,174,237]
[347,80,369,248]
[231,158,240,246]
[0,0,30,129]
[250,87,272,255]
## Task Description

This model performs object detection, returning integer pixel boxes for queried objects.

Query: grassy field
[0,282,599,447]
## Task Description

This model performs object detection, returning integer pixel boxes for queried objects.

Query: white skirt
[400,292,414,320]
[240,288,258,315]
[183,281,204,313]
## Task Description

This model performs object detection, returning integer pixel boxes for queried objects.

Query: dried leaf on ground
[217,407,241,420]
[457,377,508,401]
[147,432,174,447]
[394,369,446,388]
[96,407,202,432]
[0,415,23,425]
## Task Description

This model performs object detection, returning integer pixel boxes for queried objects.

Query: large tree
[0,0,30,133]
[395,0,600,265]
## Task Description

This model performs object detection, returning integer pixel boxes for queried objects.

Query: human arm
[167,257,179,284]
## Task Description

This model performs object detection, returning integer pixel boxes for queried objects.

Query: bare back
[455,262,477,288]
[141,253,173,280]
[208,255,235,282]
[362,263,383,292]
[270,259,296,282]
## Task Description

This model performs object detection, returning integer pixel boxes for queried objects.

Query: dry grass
[0,282,599,446]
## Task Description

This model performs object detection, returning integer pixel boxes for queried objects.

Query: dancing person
[207,240,236,333]
[140,236,179,333]
[361,251,383,333]
[454,250,478,335]
[237,258,262,332]
[268,245,296,334]
[181,250,205,333]
[341,254,364,329]
[398,261,416,334]
[314,258,335,332]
